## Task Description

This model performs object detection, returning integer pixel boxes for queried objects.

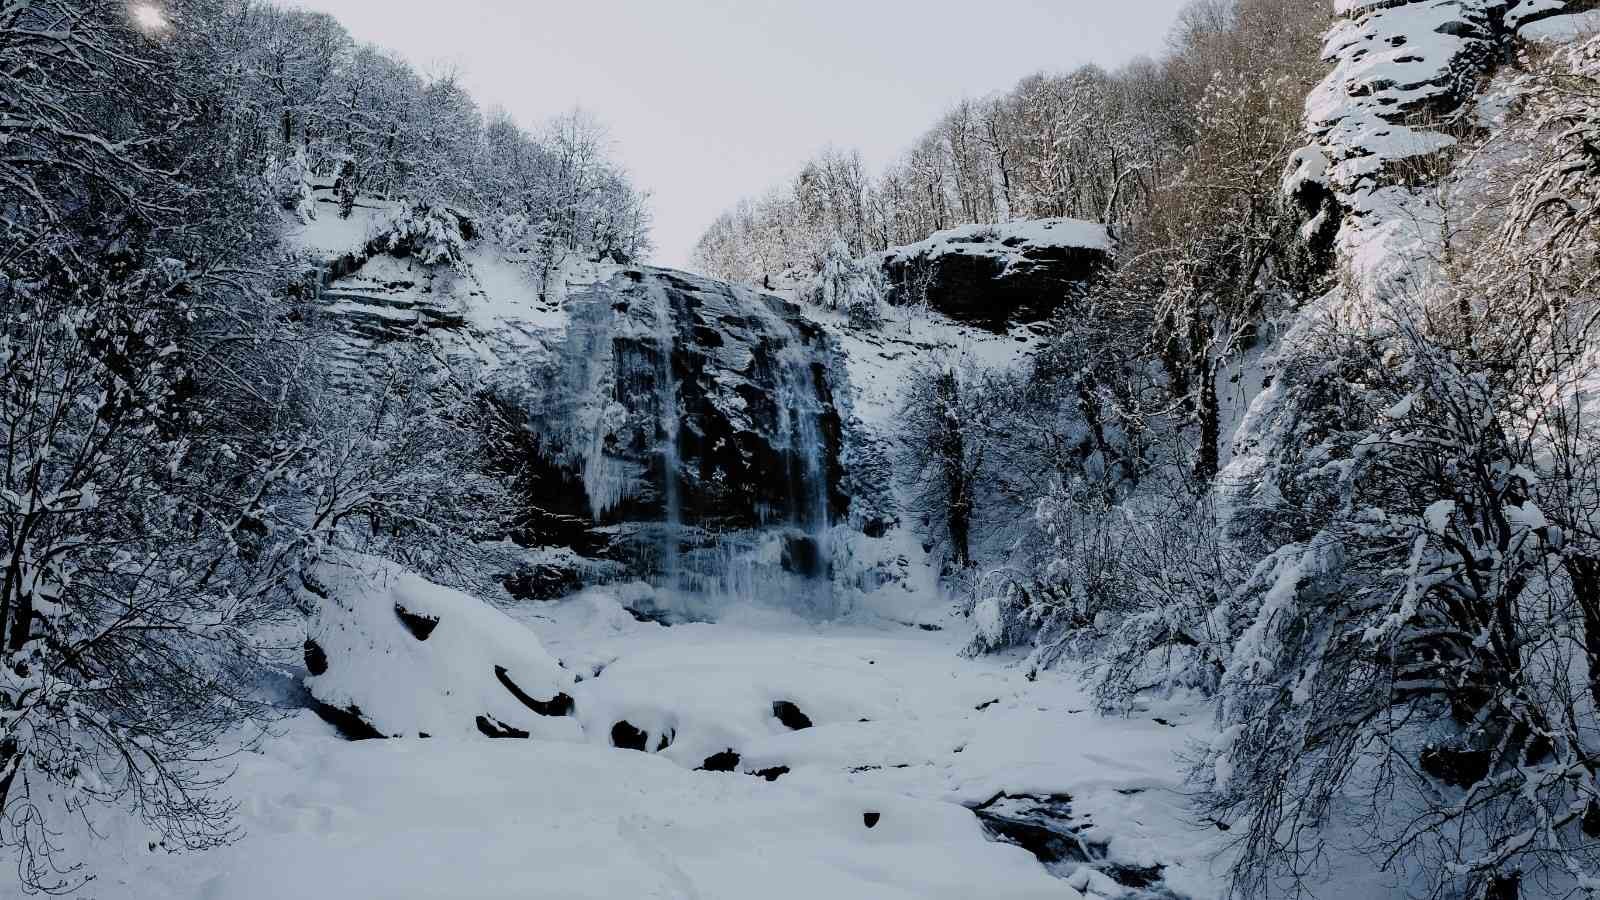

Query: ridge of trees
[0,0,647,891]
[691,0,1327,284]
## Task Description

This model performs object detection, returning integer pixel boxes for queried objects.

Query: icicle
[651,281,683,593]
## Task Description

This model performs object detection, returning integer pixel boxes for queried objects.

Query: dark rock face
[699,749,741,772]
[772,700,814,731]
[880,219,1109,332]
[394,604,440,640]
[304,639,329,676]
[510,266,851,593]
[611,720,650,751]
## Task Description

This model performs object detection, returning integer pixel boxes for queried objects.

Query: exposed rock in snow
[1303,0,1501,210]
[878,217,1110,331]
[302,554,580,740]
[772,699,814,730]
[1299,0,1593,222]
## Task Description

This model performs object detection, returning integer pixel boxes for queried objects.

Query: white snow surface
[303,554,578,740]
[91,568,1228,899]
[1520,7,1600,40]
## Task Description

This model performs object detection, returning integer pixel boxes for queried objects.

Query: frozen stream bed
[99,584,1225,900]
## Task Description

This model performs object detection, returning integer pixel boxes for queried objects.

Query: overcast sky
[287,0,1194,268]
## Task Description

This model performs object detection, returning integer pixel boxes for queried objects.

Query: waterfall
[774,344,831,569]
[526,267,846,619]
[650,280,683,591]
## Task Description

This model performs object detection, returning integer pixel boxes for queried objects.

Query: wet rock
[510,267,851,587]
[611,720,649,751]
[772,700,814,731]
[699,750,741,772]
[752,766,790,782]
[863,812,881,829]
[394,603,440,640]
[780,533,827,577]
[970,793,1088,865]
[969,793,1176,896]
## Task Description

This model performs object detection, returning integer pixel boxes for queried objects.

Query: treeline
[886,0,1332,566]
[199,1,651,256]
[0,0,628,890]
[691,0,1326,282]
[880,1,1600,895]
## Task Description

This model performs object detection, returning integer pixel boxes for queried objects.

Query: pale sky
[288,0,1194,268]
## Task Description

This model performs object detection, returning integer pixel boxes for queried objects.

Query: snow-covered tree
[810,240,885,329]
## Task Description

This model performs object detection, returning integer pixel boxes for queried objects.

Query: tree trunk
[1194,362,1220,483]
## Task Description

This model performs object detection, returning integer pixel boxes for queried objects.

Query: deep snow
[87,570,1227,900]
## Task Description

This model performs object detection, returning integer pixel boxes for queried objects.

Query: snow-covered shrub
[1026,483,1240,702]
[962,568,1055,656]
[810,239,884,329]
[489,210,529,247]
[266,145,317,223]
[1200,300,1600,897]
[896,361,987,570]
[284,345,518,597]
[369,202,471,268]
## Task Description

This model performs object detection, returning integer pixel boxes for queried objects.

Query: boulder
[879,218,1110,331]
[302,554,580,741]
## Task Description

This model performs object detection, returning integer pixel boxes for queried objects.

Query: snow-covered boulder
[878,218,1110,331]
[302,554,580,740]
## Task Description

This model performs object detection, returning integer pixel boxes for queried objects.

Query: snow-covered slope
[96,568,1223,900]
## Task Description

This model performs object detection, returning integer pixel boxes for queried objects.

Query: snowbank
[111,712,1073,900]
[303,554,579,740]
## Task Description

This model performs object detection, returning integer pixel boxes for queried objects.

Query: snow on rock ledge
[879,218,1110,331]
[302,554,580,740]
[1301,0,1593,213]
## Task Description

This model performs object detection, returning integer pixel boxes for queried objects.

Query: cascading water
[649,279,684,592]
[527,266,847,619]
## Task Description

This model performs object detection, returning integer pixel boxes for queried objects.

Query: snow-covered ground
[195,189,1239,900]
[88,570,1224,900]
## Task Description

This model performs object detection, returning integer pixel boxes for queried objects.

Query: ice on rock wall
[520,267,850,616]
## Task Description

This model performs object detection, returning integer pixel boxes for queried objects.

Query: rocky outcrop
[878,218,1110,331]
[506,266,851,595]
[1295,0,1595,219]
[293,196,855,606]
